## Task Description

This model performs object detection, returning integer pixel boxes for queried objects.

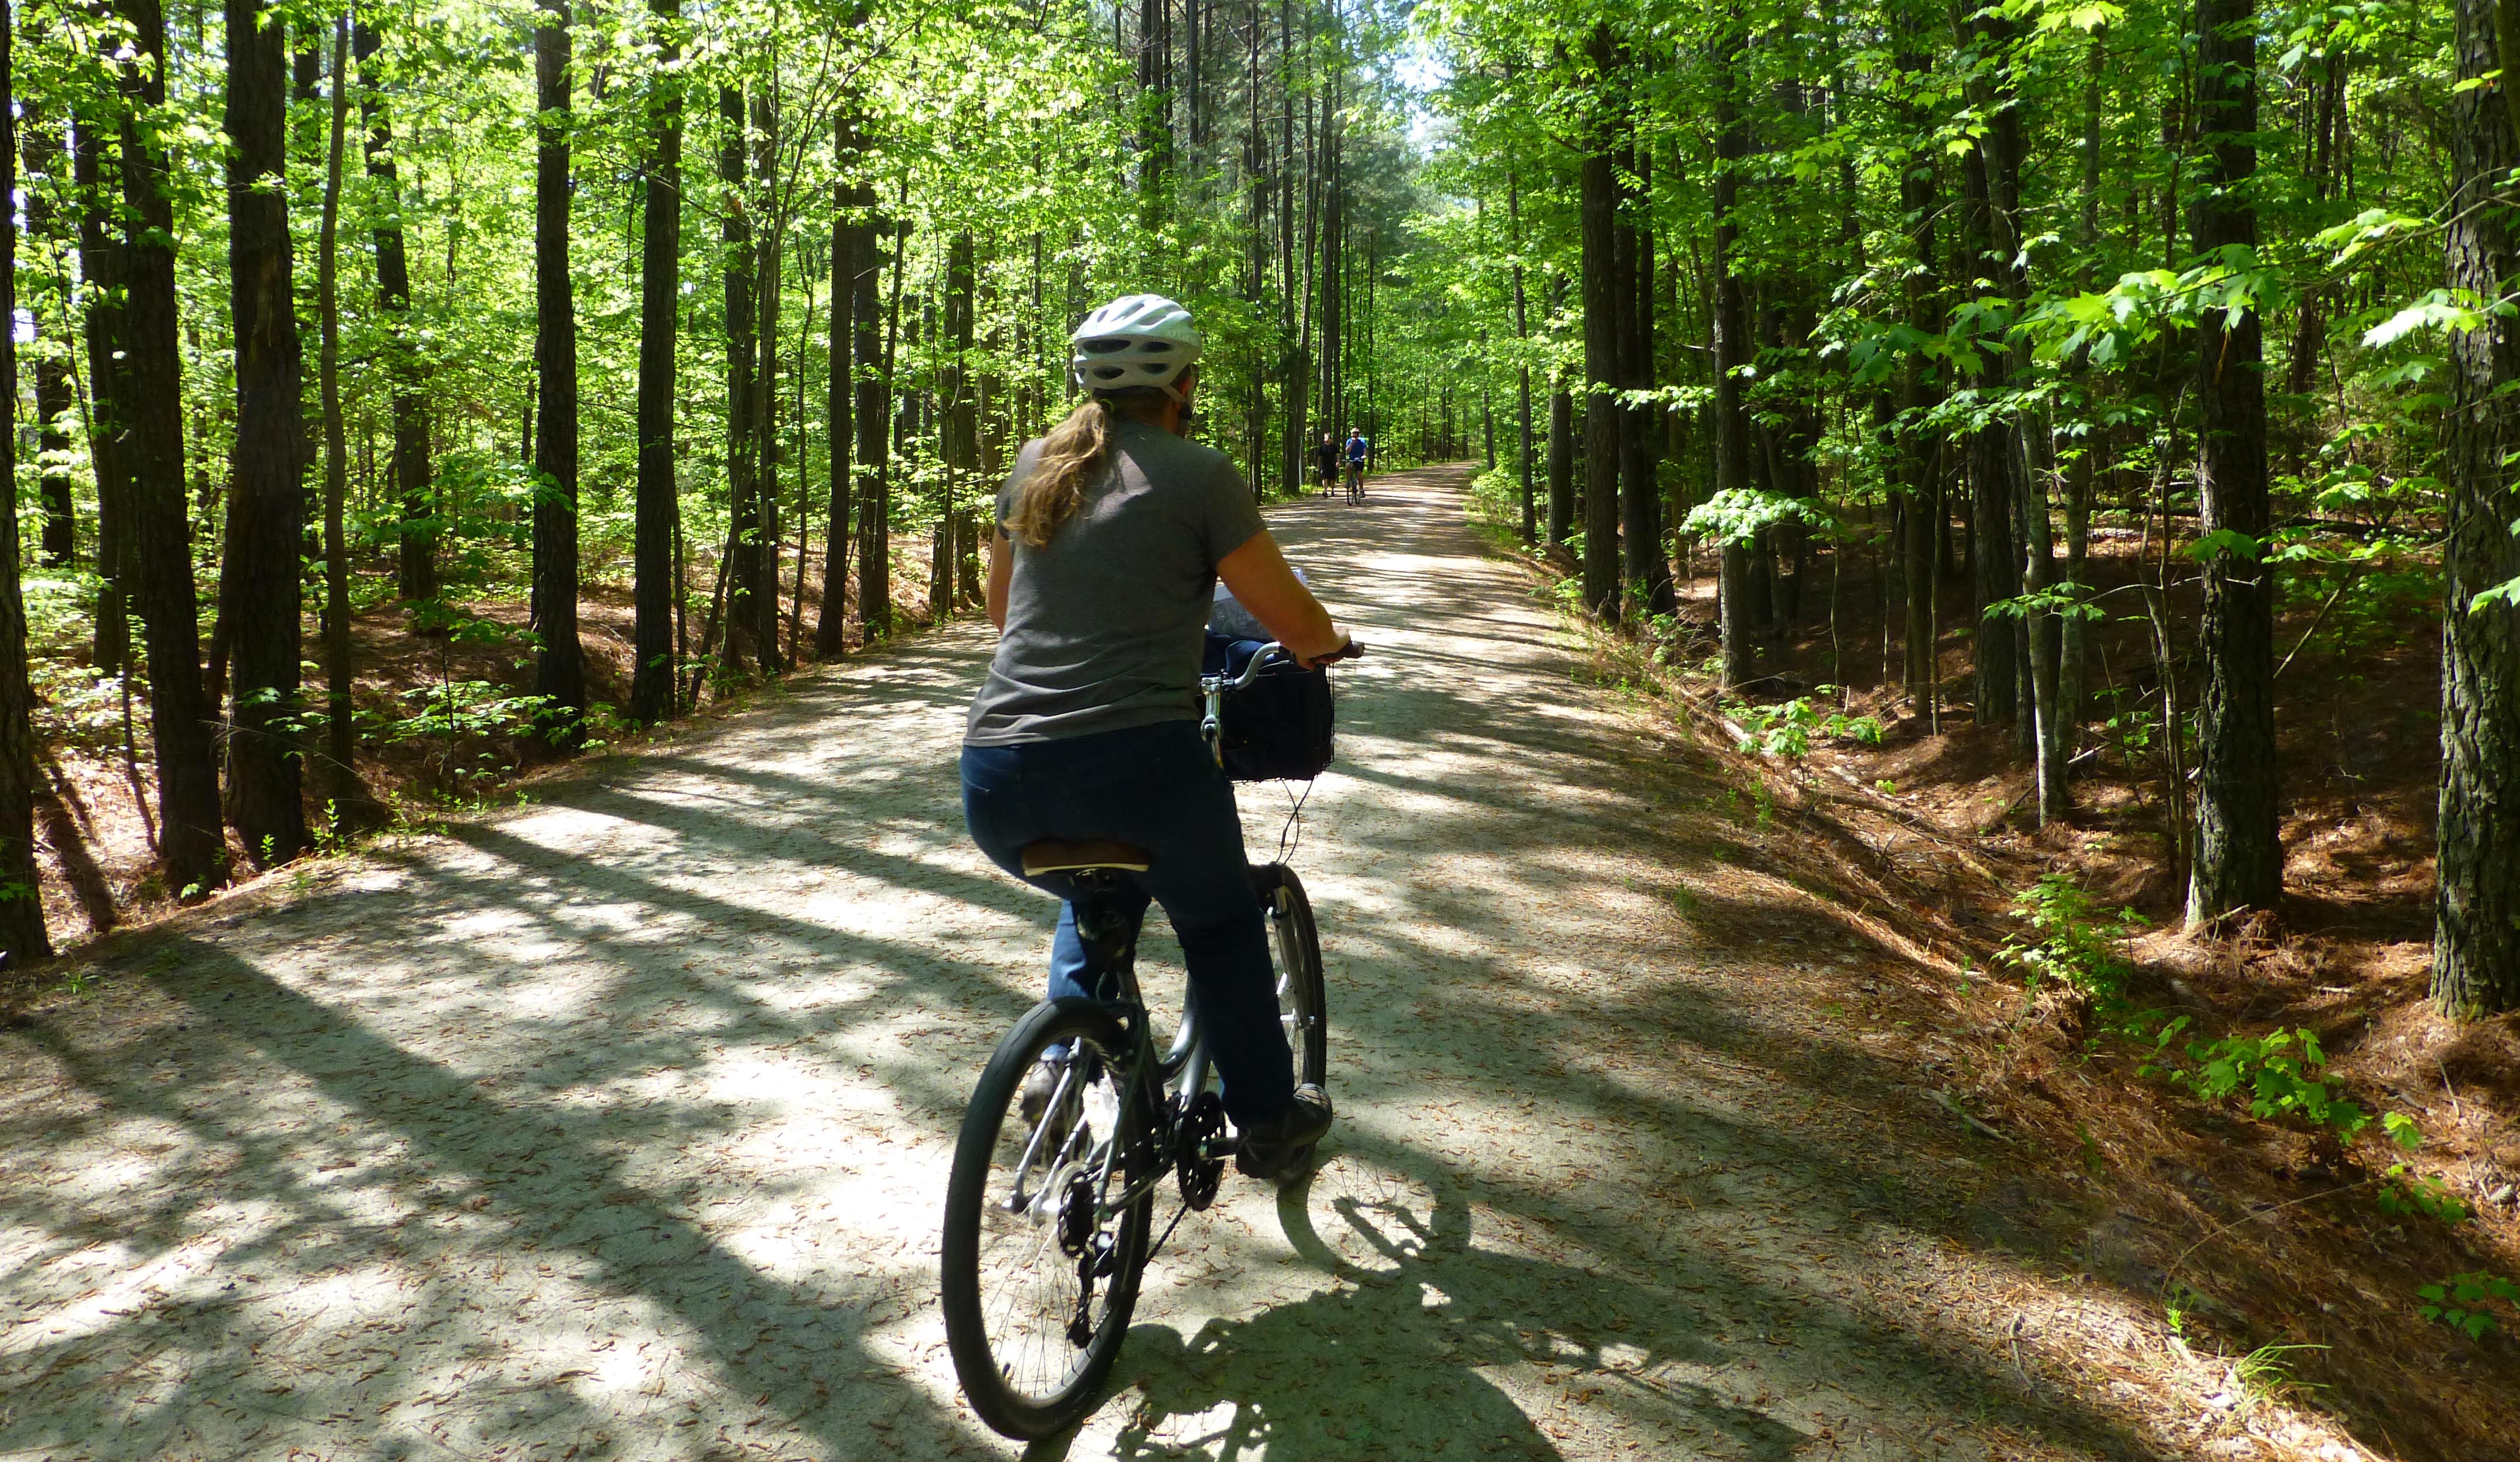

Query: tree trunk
[942,230,978,617]
[716,85,762,673]
[1546,379,1574,545]
[2434,0,2520,1014]
[354,23,433,604]
[74,117,132,678]
[1578,25,1621,621]
[315,18,369,826]
[1956,76,2018,730]
[220,0,311,865]
[532,0,586,740]
[814,97,869,660]
[1713,9,1758,688]
[2060,25,2105,750]
[1629,147,1674,614]
[628,0,683,724]
[2187,0,2281,922]
[1508,166,1535,544]
[750,92,785,674]
[1896,36,1941,713]
[0,12,52,963]
[20,109,75,567]
[116,0,226,893]
[854,209,894,641]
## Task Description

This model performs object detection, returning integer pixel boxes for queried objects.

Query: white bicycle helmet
[1070,293,1203,400]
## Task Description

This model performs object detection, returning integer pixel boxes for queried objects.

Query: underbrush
[1485,508,2520,1458]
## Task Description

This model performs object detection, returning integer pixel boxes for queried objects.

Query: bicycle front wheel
[1255,863,1328,1087]
[940,998,1156,1439]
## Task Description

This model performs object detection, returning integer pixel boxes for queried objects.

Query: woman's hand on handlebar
[1295,631,1362,670]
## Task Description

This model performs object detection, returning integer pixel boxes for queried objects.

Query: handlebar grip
[1314,639,1364,665]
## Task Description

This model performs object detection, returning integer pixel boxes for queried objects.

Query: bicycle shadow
[1043,1146,1808,1460]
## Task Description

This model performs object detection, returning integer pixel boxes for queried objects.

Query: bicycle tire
[1254,863,1328,1087]
[940,998,1157,1439]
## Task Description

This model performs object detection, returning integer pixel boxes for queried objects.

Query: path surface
[3,468,2231,1460]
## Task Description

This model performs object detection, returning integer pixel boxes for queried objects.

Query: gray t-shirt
[964,417,1266,745]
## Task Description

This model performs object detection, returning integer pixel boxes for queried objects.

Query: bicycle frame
[1046,643,1299,1224]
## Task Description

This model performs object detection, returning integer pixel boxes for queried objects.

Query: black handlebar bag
[1202,635,1335,782]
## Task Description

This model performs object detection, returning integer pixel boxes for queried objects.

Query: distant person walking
[1314,431,1341,496]
[1343,432,1369,503]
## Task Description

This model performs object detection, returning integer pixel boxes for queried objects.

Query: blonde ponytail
[1007,383,1178,547]
[1008,398,1111,547]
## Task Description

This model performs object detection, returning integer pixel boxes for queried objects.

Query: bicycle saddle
[1020,838,1152,877]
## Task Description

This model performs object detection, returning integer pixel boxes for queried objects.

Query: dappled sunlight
[0,469,2371,1460]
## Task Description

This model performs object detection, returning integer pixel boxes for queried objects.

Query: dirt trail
[1,467,2366,1461]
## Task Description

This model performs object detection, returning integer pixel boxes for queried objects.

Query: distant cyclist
[1343,431,1369,502]
[1314,431,1341,496]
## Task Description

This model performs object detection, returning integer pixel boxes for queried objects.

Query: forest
[5,0,2520,1449]
[5,0,2515,1011]
[0,0,1465,948]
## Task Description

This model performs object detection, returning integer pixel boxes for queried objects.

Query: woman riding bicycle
[964,293,1348,1181]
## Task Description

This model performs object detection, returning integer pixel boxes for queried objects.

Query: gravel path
[2,467,2297,1460]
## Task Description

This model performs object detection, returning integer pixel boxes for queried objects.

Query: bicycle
[1344,460,1365,503]
[939,640,1353,1440]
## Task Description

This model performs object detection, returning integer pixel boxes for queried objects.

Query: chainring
[1175,1091,1228,1211]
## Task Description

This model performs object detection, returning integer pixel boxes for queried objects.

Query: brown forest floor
[20,538,955,949]
[1,464,2507,1459]
[1553,508,2520,1457]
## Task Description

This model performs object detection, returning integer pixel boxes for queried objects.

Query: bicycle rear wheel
[1255,863,1328,1087]
[940,999,1156,1439]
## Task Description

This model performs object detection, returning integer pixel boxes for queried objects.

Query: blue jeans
[961,719,1295,1126]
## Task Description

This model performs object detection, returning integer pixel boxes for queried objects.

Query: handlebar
[1213,638,1363,690]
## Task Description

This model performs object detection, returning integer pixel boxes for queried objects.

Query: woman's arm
[986,531,1012,630]
[1216,530,1347,667]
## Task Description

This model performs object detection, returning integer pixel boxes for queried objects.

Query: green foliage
[2377,1165,2470,1225]
[1997,875,2148,1005]
[2157,1026,2372,1144]
[1681,489,1835,548]
[1724,697,1884,758]
[2417,1272,2520,1339]
[384,681,564,746]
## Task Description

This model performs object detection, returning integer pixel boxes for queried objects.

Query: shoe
[1019,1057,1071,1154]
[1236,1085,1332,1183]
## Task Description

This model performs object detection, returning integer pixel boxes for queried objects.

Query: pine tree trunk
[1508,166,1535,544]
[1628,148,1674,614]
[0,13,52,963]
[853,209,893,641]
[74,118,132,678]
[816,103,867,660]
[1546,379,1573,545]
[2187,0,2281,922]
[943,231,978,616]
[532,0,586,736]
[1613,134,1653,613]
[629,0,682,724]
[1713,9,1758,688]
[1896,35,1941,712]
[1578,25,1620,621]
[355,23,434,604]
[750,94,785,674]
[718,86,760,673]
[1957,96,2018,729]
[220,0,311,865]
[116,0,226,893]
[316,18,368,825]
[2433,0,2520,1014]
[20,109,76,567]
[2061,25,2106,748]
